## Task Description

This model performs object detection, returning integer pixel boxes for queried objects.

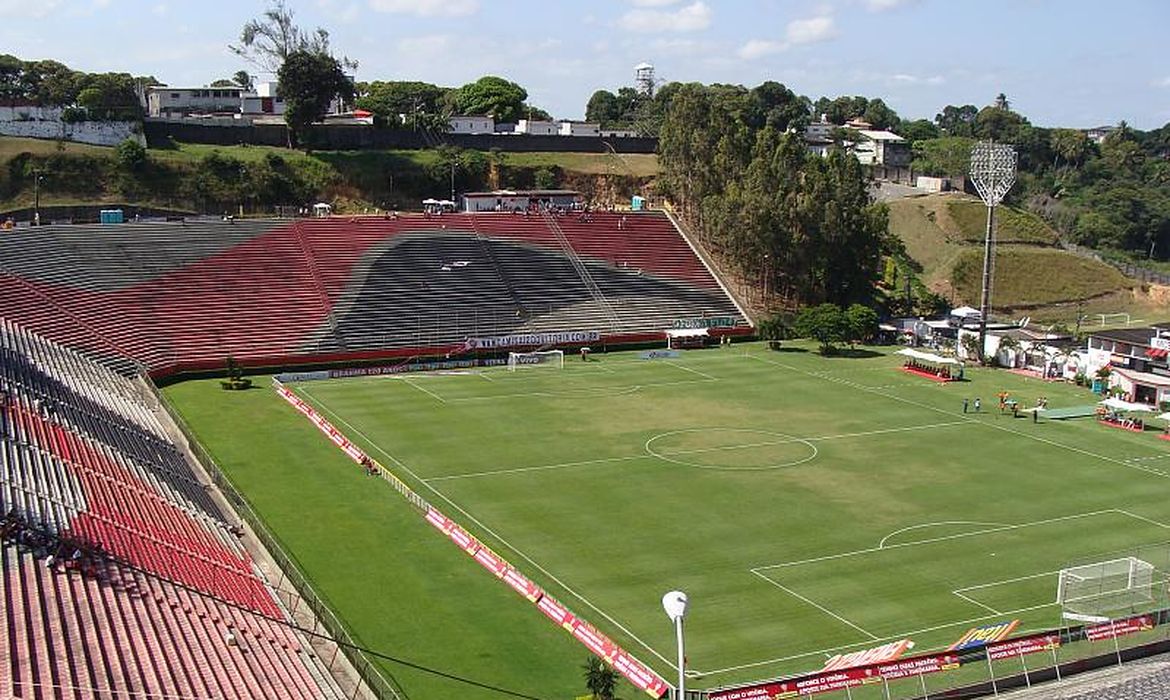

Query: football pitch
[167,343,1170,696]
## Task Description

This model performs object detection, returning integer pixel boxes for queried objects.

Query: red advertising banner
[536,594,577,630]
[1085,614,1154,642]
[502,566,542,602]
[709,652,959,699]
[569,618,620,662]
[612,650,672,698]
[986,633,1061,661]
[473,545,508,578]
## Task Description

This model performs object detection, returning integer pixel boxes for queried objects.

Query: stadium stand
[1,319,346,699]
[0,211,747,375]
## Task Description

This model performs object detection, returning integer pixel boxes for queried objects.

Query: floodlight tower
[969,141,1017,361]
[635,62,656,97]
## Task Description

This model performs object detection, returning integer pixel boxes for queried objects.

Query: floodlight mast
[969,141,1017,361]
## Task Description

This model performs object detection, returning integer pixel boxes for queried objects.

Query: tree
[357,80,449,127]
[795,304,849,355]
[277,50,354,147]
[583,656,618,700]
[912,136,975,177]
[896,119,939,145]
[231,0,355,73]
[586,89,622,125]
[1050,128,1089,169]
[232,70,255,91]
[845,304,879,345]
[934,104,978,137]
[210,79,236,87]
[453,76,527,123]
[993,92,1011,111]
[115,138,146,172]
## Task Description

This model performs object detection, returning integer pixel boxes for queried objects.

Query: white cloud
[0,0,63,18]
[785,14,836,45]
[369,0,477,18]
[737,39,785,60]
[738,13,836,59]
[619,1,711,33]
[863,0,921,11]
[631,0,682,6]
[1155,76,1170,88]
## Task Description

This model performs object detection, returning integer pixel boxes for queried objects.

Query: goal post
[1057,557,1156,618]
[507,350,564,371]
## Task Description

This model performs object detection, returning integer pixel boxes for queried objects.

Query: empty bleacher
[1,320,345,699]
[0,211,746,374]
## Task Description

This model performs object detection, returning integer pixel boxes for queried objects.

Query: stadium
[5,202,1170,700]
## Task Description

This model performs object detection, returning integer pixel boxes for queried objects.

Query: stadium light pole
[969,141,1017,362]
[662,590,688,700]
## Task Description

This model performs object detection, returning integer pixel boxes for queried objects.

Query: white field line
[750,570,879,640]
[441,377,716,403]
[663,361,719,381]
[1126,454,1170,463]
[752,509,1124,572]
[954,570,1058,594]
[298,387,678,669]
[744,353,1170,480]
[1114,508,1170,530]
[401,377,447,404]
[425,419,968,483]
[878,521,1010,549]
[699,601,1060,678]
[951,590,1002,615]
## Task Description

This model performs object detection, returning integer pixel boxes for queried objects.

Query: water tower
[634,62,656,96]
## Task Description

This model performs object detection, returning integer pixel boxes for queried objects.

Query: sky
[2,0,1168,129]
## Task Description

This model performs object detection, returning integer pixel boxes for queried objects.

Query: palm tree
[584,656,619,700]
[993,93,1010,111]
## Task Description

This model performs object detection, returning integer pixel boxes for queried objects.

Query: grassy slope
[167,344,1170,693]
[163,378,585,700]
[0,135,658,211]
[887,193,1137,314]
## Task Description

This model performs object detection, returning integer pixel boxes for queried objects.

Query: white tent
[1099,397,1155,413]
[896,348,962,366]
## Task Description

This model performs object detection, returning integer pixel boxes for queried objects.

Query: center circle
[644,428,818,471]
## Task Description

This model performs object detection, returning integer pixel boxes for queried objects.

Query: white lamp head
[662,590,688,622]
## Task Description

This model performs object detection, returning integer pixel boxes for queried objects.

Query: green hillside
[887,193,1139,315]
[0,135,656,214]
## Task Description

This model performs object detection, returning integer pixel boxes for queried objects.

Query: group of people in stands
[1,509,103,578]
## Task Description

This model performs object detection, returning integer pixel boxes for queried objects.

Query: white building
[448,115,495,134]
[558,121,600,137]
[146,86,245,118]
[515,119,558,136]
[241,81,286,117]
[1084,125,1116,145]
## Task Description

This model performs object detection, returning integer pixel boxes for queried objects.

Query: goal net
[507,350,564,371]
[1057,557,1156,618]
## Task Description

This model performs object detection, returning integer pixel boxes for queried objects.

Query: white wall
[0,108,142,147]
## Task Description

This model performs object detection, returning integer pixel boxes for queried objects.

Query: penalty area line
[751,570,879,641]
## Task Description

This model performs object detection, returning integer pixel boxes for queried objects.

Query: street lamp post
[662,590,688,700]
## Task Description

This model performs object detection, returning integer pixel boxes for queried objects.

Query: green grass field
[165,343,1170,697]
